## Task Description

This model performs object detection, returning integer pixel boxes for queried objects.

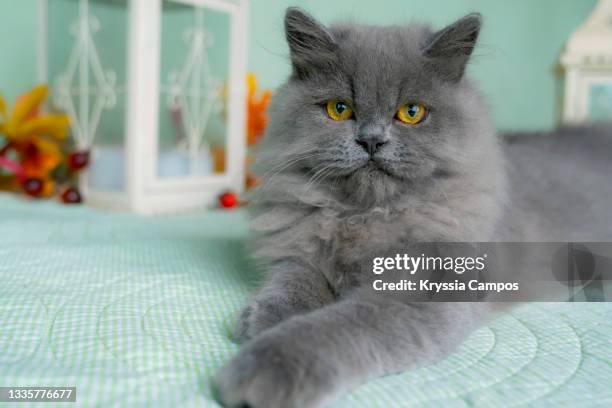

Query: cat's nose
[356,124,388,155]
[355,134,388,155]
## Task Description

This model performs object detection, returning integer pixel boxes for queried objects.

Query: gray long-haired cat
[214,8,612,408]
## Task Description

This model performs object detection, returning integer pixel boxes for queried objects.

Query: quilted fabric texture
[0,193,610,407]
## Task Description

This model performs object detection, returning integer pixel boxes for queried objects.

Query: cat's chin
[342,162,404,206]
[353,160,402,182]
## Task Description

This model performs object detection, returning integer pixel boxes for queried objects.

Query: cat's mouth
[361,159,397,179]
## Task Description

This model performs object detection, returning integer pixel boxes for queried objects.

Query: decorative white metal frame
[38,0,248,214]
[53,0,118,150]
[164,8,221,174]
[560,0,612,124]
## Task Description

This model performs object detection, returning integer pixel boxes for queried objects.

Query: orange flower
[0,85,70,185]
[246,73,271,146]
[212,75,271,183]
[0,85,70,143]
[19,139,62,179]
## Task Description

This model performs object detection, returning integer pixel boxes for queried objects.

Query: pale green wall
[0,0,598,132]
[0,0,38,103]
[249,0,597,131]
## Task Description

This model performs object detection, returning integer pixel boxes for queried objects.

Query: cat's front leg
[217,292,491,408]
[234,260,335,342]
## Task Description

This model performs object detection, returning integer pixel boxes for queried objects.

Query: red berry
[219,191,238,208]
[61,187,82,204]
[22,178,43,196]
[68,151,90,171]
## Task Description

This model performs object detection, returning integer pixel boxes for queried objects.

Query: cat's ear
[422,13,482,82]
[285,7,337,79]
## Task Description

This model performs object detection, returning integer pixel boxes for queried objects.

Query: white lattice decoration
[164,9,221,170]
[53,0,118,149]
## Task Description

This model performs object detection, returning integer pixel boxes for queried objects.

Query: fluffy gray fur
[214,8,612,408]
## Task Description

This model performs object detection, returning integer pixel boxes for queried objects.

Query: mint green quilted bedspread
[0,193,610,407]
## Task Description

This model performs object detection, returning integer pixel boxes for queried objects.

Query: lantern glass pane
[48,0,128,191]
[158,0,231,179]
[588,82,612,122]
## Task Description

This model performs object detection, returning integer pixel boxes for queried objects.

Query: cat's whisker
[259,152,321,190]
[301,165,328,194]
[302,164,337,195]
[261,148,319,175]
[261,153,314,177]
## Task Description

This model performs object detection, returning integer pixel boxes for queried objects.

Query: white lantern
[560,0,612,124]
[38,0,248,214]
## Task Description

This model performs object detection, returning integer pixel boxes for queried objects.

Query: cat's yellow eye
[396,103,427,125]
[326,100,354,121]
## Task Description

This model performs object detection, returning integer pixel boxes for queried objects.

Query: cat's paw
[233,297,290,343]
[214,333,335,408]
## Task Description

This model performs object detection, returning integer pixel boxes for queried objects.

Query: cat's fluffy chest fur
[252,167,506,294]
